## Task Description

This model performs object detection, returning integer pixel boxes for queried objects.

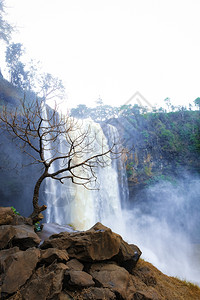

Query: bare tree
[0,98,120,223]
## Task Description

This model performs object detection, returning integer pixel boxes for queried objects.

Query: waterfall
[101,123,129,208]
[43,108,128,230]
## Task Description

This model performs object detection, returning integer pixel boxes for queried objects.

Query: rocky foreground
[0,207,200,300]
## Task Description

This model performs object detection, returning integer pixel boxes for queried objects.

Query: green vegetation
[144,165,152,177]
[126,162,134,177]
[11,206,20,215]
[194,97,200,110]
[126,109,199,182]
[144,175,177,186]
[34,221,42,232]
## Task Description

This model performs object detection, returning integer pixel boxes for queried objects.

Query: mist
[103,171,200,285]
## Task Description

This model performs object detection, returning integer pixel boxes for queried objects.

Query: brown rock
[113,241,142,273]
[10,215,33,226]
[0,247,40,295]
[133,290,161,300]
[0,246,20,273]
[0,225,16,249]
[66,258,84,271]
[41,222,141,268]
[21,262,68,300]
[41,225,121,261]
[132,265,157,287]
[0,207,15,225]
[64,270,95,289]
[39,248,69,266]
[0,224,41,250]
[89,262,136,299]
[12,224,41,249]
[57,291,74,300]
[90,222,109,231]
[82,287,116,300]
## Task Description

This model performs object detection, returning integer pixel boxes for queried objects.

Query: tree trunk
[29,172,47,224]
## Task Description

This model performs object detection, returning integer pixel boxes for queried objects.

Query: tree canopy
[0,0,13,43]
[194,98,200,110]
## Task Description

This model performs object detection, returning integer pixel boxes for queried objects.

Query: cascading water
[43,106,127,230]
[101,123,129,208]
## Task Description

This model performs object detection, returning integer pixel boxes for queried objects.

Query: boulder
[41,222,141,270]
[64,270,95,289]
[0,207,15,225]
[12,224,41,249]
[0,247,40,296]
[89,262,136,299]
[39,248,69,266]
[0,224,41,250]
[20,263,68,300]
[0,246,21,275]
[41,223,121,261]
[113,241,142,272]
[66,258,84,271]
[0,225,16,249]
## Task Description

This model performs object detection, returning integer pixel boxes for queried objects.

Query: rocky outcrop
[41,222,141,271]
[89,262,135,299]
[39,248,69,266]
[0,207,200,300]
[0,224,41,250]
[20,262,68,300]
[0,247,40,295]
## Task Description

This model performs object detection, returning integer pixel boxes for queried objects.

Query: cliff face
[0,77,36,106]
[109,110,200,198]
[0,129,44,217]
[0,78,45,217]
[1,207,200,300]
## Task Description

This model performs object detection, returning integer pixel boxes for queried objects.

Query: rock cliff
[108,111,200,199]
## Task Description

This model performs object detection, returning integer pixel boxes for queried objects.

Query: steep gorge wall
[0,130,44,216]
[109,111,200,199]
[0,78,44,216]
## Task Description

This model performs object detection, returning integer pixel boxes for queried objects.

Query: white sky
[1,0,200,109]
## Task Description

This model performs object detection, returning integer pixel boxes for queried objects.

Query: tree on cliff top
[5,43,28,88]
[194,97,200,110]
[0,98,121,223]
[0,0,13,43]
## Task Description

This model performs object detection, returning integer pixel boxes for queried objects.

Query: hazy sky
[1,0,200,109]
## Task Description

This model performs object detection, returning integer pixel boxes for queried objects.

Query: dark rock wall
[0,130,44,216]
